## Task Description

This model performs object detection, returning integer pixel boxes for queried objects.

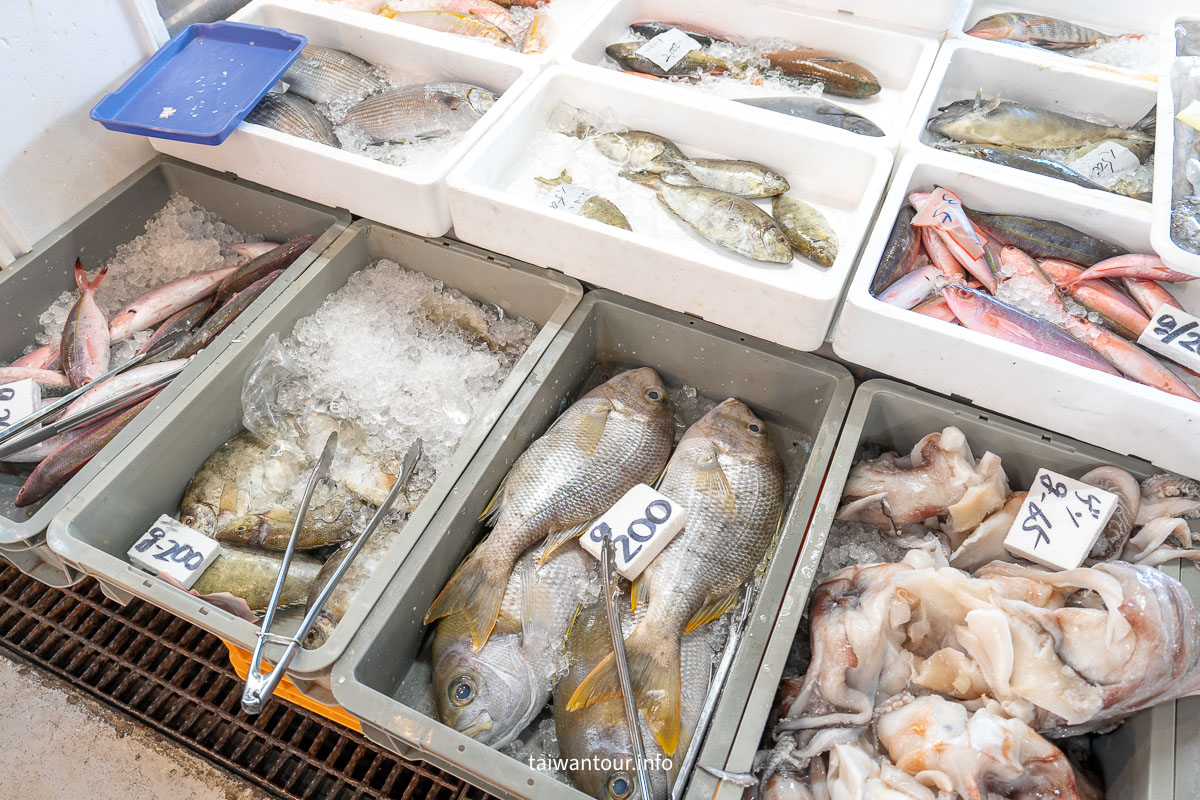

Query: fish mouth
[460,711,494,739]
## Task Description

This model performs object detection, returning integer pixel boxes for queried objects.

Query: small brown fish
[191,545,322,612]
[765,48,880,99]
[966,13,1116,51]
[61,259,110,388]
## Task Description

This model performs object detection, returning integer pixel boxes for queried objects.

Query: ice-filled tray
[1151,15,1200,278]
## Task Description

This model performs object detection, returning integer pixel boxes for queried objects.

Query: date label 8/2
[581,484,688,580]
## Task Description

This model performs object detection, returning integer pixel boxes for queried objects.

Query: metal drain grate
[0,562,493,800]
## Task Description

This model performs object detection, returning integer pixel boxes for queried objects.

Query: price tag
[912,187,987,261]
[581,484,687,580]
[1003,469,1118,570]
[128,514,222,589]
[1137,305,1200,372]
[0,378,41,431]
[1067,143,1140,188]
[546,183,595,215]
[634,28,701,71]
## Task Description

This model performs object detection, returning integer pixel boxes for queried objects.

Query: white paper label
[581,484,687,580]
[1003,469,1118,570]
[129,514,222,589]
[1067,143,1140,187]
[1137,305,1200,372]
[0,378,41,431]
[546,183,596,215]
[634,28,701,71]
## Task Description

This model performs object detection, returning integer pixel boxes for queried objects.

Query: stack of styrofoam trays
[1151,14,1200,278]
[947,0,1179,82]
[445,66,892,353]
[833,149,1200,481]
[148,0,540,237]
[556,0,952,152]
[901,40,1158,205]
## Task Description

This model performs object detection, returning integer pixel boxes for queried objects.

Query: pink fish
[383,0,521,42]
[1038,259,1151,338]
[108,264,239,342]
[0,367,71,395]
[9,343,61,371]
[231,241,283,261]
[920,227,965,283]
[1122,278,1182,316]
[61,260,110,388]
[878,264,941,309]
[1063,254,1198,286]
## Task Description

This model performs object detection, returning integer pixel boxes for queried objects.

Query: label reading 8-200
[581,484,687,579]
[127,514,222,589]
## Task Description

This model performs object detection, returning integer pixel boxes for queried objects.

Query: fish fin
[478,471,508,524]
[423,544,506,649]
[693,449,737,514]
[218,482,241,515]
[567,624,683,755]
[537,518,594,565]
[618,169,663,189]
[560,602,583,646]
[1132,107,1156,136]
[534,169,571,187]
[981,94,1001,114]
[573,402,612,455]
[631,572,650,613]
[972,88,983,110]
[684,588,740,634]
[73,259,108,292]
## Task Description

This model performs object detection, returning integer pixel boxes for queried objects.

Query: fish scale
[246,92,340,148]
[340,87,488,143]
[281,45,386,105]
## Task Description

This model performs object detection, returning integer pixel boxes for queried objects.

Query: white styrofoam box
[756,0,958,35]
[1151,15,1200,278]
[902,41,1158,202]
[445,66,892,352]
[148,0,539,237]
[557,0,943,151]
[834,150,1200,481]
[947,1,1187,82]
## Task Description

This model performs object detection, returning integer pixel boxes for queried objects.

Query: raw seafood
[772,194,838,267]
[735,96,884,137]
[61,260,110,388]
[281,44,386,104]
[340,85,495,143]
[967,12,1116,51]
[928,94,1154,151]
[246,92,340,147]
[765,48,880,99]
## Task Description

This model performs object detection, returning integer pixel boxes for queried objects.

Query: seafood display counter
[47,220,582,703]
[0,156,349,588]
[1152,14,1200,278]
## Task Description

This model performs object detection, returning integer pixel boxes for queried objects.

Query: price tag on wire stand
[634,28,701,71]
[1003,469,1118,570]
[546,183,596,215]
[128,514,222,589]
[582,484,687,580]
[1067,143,1140,187]
[1137,305,1200,373]
[0,378,41,431]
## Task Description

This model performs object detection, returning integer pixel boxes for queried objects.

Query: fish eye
[181,515,196,526]
[608,772,633,799]
[235,524,248,533]
[748,422,763,434]
[644,388,662,402]
[450,676,477,707]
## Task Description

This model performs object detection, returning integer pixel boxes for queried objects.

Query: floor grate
[0,562,493,800]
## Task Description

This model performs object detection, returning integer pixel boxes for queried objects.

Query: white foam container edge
[555,0,948,152]
[148,0,541,237]
[1151,13,1200,278]
[833,149,1200,482]
[445,65,893,353]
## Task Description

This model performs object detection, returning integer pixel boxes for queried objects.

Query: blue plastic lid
[91,21,306,146]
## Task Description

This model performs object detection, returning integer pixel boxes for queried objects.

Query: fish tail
[423,545,506,649]
[566,624,683,755]
[74,258,108,293]
[1132,107,1156,136]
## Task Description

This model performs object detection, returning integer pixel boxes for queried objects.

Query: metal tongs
[241,432,423,715]
[0,331,189,460]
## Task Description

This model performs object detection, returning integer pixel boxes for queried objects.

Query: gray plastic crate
[330,290,855,800]
[0,156,349,587]
[46,220,582,702]
[713,379,1189,800]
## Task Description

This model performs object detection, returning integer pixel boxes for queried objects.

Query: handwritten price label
[582,484,687,579]
[546,183,596,215]
[1003,469,1117,570]
[128,514,222,589]
[1067,144,1139,188]
[634,28,701,71]
[912,187,987,261]
[1137,305,1200,373]
[0,378,41,431]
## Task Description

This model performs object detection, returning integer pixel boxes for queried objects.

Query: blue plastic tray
[91,21,306,146]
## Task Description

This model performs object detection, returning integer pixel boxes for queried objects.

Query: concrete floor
[0,648,273,800]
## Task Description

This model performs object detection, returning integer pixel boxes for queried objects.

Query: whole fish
[1123,278,1181,315]
[568,399,784,754]
[966,13,1116,50]
[246,92,340,148]
[382,0,523,41]
[9,343,60,371]
[60,359,188,419]
[386,10,515,48]
[340,85,492,142]
[629,20,733,47]
[137,296,214,356]
[878,263,940,309]
[0,368,71,396]
[214,480,368,551]
[520,9,549,54]
[281,44,386,104]
[871,206,921,296]
[626,174,794,264]
[433,544,597,746]
[939,142,1115,193]
[190,545,321,612]
[922,226,967,283]
[424,368,674,648]
[1063,254,1198,286]
[734,96,884,137]
[590,130,686,173]
[108,264,237,342]
[941,285,1121,376]
[422,82,498,116]
[1067,317,1200,400]
[765,48,880,99]
[216,234,317,302]
[966,210,1124,265]
[177,270,281,359]
[535,171,631,230]
[772,194,838,266]
[927,94,1154,151]
[61,259,110,388]
[1038,259,1150,338]
[913,294,958,322]
[605,42,733,79]
[232,241,282,261]
[666,159,789,198]
[180,432,274,536]
[15,395,156,507]
[553,598,713,800]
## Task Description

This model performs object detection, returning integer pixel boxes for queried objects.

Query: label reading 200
[581,484,687,580]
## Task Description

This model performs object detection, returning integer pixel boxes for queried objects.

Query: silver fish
[734,96,885,137]
[246,92,340,148]
[927,93,1155,151]
[282,44,386,104]
[667,158,790,198]
[773,193,838,267]
[340,85,493,143]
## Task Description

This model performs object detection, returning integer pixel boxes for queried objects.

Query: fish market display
[1168,26,1200,256]
[171,260,539,625]
[752,425,1200,799]
[243,43,498,168]
[926,93,1155,199]
[966,12,1157,73]
[870,188,1200,404]
[511,104,840,267]
[0,196,312,515]
[601,21,885,137]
